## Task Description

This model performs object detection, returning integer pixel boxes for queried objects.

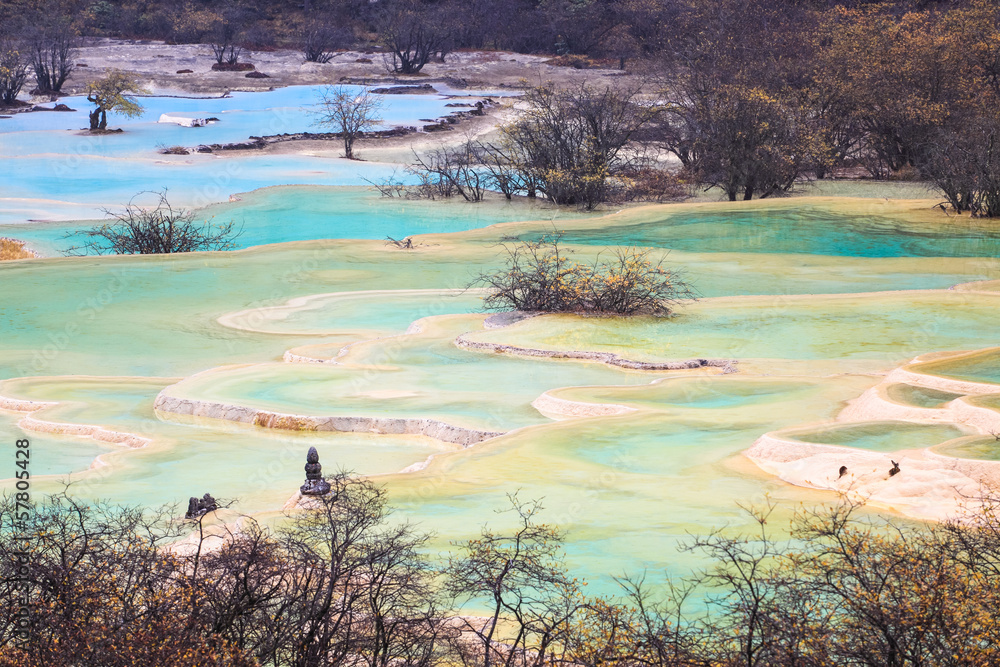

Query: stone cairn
[300,446,332,496]
[185,493,218,519]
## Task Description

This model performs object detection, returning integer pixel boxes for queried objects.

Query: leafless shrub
[471,234,697,315]
[410,141,488,202]
[64,190,241,255]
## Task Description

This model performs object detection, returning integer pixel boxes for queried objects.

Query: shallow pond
[3,90,1000,594]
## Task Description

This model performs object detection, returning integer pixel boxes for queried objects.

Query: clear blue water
[0,85,482,225]
[0,85,460,156]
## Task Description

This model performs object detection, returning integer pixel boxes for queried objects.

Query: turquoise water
[160,330,659,432]
[884,383,963,409]
[915,349,1000,385]
[5,84,1000,596]
[220,288,486,335]
[934,436,1000,461]
[0,84,483,225]
[0,85,461,157]
[528,206,1000,257]
[470,291,1000,363]
[1,187,580,256]
[791,421,969,452]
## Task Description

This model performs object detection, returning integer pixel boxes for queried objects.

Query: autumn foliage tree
[0,42,28,106]
[85,68,145,131]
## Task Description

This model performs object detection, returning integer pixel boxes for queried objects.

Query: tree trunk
[89,107,101,131]
[99,109,108,130]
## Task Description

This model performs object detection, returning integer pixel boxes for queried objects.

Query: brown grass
[0,238,39,261]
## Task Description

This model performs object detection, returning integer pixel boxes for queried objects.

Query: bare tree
[315,84,383,159]
[445,494,582,667]
[378,0,447,75]
[274,472,442,667]
[27,18,76,94]
[502,83,659,208]
[921,112,1000,218]
[65,191,241,255]
[471,234,696,315]
[476,139,528,200]
[410,141,489,202]
[210,9,248,67]
[302,20,351,63]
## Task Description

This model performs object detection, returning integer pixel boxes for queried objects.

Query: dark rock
[176,69,194,74]
[423,122,453,132]
[246,71,270,78]
[300,446,332,496]
[371,84,435,94]
[838,465,848,478]
[185,493,218,519]
[445,103,472,107]
[76,62,87,67]
[31,103,75,112]
[889,460,901,477]
[211,62,255,72]
[355,57,373,64]
[196,145,213,153]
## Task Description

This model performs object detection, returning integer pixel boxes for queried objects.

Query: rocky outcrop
[531,392,636,419]
[18,415,151,449]
[153,393,504,447]
[454,333,737,372]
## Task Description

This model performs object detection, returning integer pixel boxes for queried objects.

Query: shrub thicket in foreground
[3,478,1000,667]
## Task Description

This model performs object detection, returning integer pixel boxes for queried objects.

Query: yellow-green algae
[4,195,1000,591]
[463,290,1000,365]
[908,347,1000,386]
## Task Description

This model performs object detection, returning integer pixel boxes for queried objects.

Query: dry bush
[618,168,690,203]
[0,238,37,261]
[544,54,612,69]
[64,191,241,255]
[471,234,696,316]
